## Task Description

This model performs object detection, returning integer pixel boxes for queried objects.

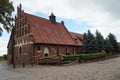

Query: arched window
[65,48,70,55]
[37,45,41,51]
[44,47,49,57]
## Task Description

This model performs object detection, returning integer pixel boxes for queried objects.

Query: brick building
[7,4,83,64]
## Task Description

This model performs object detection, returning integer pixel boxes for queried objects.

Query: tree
[3,54,7,60]
[0,0,14,36]
[108,33,119,53]
[83,30,97,53]
[95,30,105,52]
[83,30,119,54]
[104,38,113,53]
[83,33,87,53]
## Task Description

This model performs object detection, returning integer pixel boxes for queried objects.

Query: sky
[0,0,120,56]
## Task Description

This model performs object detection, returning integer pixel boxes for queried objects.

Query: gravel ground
[0,57,120,80]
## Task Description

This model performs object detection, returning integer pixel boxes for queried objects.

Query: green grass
[0,60,7,63]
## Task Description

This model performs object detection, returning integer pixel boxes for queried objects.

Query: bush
[62,53,106,62]
[78,53,105,60]
[62,55,78,61]
[3,54,7,60]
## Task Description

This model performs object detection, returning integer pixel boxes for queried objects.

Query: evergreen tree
[83,33,87,53]
[104,38,113,53]
[95,30,105,52]
[83,30,97,53]
[83,30,119,54]
[108,33,119,53]
[0,0,14,36]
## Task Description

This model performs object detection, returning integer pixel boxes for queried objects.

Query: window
[37,46,41,51]
[56,47,59,56]
[73,47,75,54]
[65,48,70,55]
[44,47,49,57]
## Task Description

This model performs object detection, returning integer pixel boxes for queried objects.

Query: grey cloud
[66,0,96,10]
[67,0,120,19]
[93,0,120,19]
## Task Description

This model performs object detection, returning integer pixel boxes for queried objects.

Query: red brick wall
[14,44,33,64]
[13,43,82,64]
[7,33,15,64]
[34,44,77,63]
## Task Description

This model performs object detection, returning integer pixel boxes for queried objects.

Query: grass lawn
[0,60,7,64]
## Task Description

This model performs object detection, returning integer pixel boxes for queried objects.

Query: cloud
[10,0,120,41]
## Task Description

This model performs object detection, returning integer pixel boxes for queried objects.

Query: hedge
[78,53,106,60]
[62,55,78,61]
[62,53,106,62]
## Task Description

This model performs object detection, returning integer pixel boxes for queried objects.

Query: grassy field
[0,60,7,64]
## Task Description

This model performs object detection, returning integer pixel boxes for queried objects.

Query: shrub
[78,53,105,61]
[62,53,106,62]
[62,55,78,61]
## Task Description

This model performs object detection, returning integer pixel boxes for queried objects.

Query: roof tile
[24,12,80,46]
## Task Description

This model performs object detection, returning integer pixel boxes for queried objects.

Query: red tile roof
[24,12,83,46]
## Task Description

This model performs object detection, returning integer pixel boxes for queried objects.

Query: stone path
[0,57,120,80]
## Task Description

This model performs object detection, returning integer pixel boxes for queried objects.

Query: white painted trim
[14,40,34,47]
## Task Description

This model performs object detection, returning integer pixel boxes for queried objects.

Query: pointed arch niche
[44,47,50,57]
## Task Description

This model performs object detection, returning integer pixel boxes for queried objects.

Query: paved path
[0,57,120,80]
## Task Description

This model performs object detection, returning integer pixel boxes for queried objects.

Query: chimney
[61,21,64,25]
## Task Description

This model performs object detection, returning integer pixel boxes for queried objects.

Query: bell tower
[49,13,56,23]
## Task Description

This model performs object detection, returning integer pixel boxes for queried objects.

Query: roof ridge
[24,12,62,24]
